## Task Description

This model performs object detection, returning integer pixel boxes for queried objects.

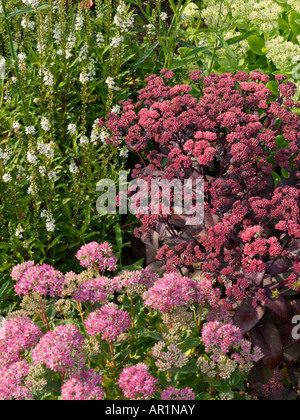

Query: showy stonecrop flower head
[143,272,218,313]
[72,277,109,304]
[31,325,86,375]
[113,269,159,295]
[161,386,196,400]
[151,342,189,372]
[76,242,118,273]
[84,304,131,343]
[61,370,105,400]
[118,363,158,400]
[0,361,32,401]
[11,262,65,298]
[0,316,42,368]
[201,321,263,370]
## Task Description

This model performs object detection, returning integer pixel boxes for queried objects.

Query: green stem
[109,342,116,369]
[0,0,28,125]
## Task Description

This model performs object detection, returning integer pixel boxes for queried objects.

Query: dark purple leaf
[266,296,289,323]
[245,272,265,286]
[250,323,283,368]
[234,299,265,333]
[283,342,300,363]
[266,260,290,276]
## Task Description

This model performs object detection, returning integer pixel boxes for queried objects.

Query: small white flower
[120,147,129,158]
[15,225,24,239]
[27,151,38,165]
[79,135,89,145]
[160,12,167,21]
[13,122,20,131]
[96,33,104,44]
[111,104,121,114]
[69,161,79,174]
[25,126,36,135]
[39,166,47,176]
[146,23,155,35]
[2,173,12,183]
[40,116,51,132]
[68,124,77,135]
[48,170,57,181]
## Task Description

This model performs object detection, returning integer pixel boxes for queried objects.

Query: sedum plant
[104,69,300,396]
[0,241,265,400]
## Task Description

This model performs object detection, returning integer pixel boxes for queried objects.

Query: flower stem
[109,342,116,369]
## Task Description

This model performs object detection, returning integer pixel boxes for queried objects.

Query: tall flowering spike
[84,304,131,342]
[118,363,158,400]
[0,316,42,368]
[61,370,104,401]
[12,263,65,297]
[31,325,85,375]
[76,242,118,273]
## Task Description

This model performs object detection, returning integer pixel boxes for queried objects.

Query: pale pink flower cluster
[143,273,218,313]
[0,316,42,367]
[113,269,158,295]
[84,304,132,342]
[10,261,35,282]
[151,342,188,371]
[202,322,243,356]
[72,277,108,304]
[76,242,118,272]
[0,361,32,400]
[31,325,85,374]
[161,386,196,400]
[61,369,105,400]
[11,262,65,297]
[201,322,263,369]
[118,363,158,400]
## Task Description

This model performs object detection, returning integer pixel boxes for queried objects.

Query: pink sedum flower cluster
[143,273,219,313]
[0,316,42,367]
[118,363,158,400]
[11,262,65,297]
[0,361,32,400]
[112,269,159,295]
[61,369,105,400]
[84,303,132,342]
[72,277,109,304]
[201,321,263,366]
[161,386,196,400]
[31,325,85,375]
[76,242,118,272]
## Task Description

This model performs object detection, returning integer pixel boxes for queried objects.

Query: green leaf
[0,243,11,250]
[129,42,160,75]
[217,35,236,59]
[0,280,10,298]
[247,35,266,56]
[266,81,279,95]
[136,327,164,341]
[225,30,258,46]
[289,10,300,36]
[2,4,51,19]
[179,337,202,352]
